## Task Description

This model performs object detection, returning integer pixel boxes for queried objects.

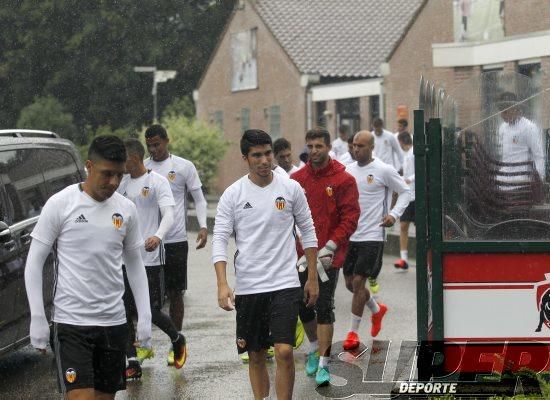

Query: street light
[134,66,177,122]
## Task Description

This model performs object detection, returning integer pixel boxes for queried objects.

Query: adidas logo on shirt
[243,202,253,209]
[74,214,88,223]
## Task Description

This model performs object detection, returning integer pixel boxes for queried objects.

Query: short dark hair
[273,138,291,155]
[397,131,412,146]
[373,118,384,128]
[305,127,331,145]
[398,119,408,127]
[124,138,145,160]
[347,135,354,144]
[145,124,168,140]
[240,129,272,156]
[88,135,126,163]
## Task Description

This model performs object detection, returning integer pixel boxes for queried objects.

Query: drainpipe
[301,74,320,131]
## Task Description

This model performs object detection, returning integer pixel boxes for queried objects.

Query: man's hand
[144,236,161,252]
[379,214,396,227]
[303,278,319,308]
[30,315,49,354]
[196,227,208,249]
[318,240,337,269]
[217,283,235,311]
[405,178,412,184]
[136,318,152,350]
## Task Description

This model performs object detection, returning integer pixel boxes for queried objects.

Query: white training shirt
[499,117,545,183]
[332,137,348,159]
[31,184,143,326]
[144,154,202,243]
[373,129,403,170]
[117,171,175,266]
[338,151,355,166]
[212,173,317,295]
[346,159,411,241]
[402,147,415,201]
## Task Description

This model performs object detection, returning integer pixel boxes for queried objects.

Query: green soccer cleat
[315,366,330,386]
[136,347,155,364]
[368,277,380,294]
[167,350,175,366]
[305,351,320,376]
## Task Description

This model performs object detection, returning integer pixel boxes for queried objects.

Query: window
[518,63,542,121]
[241,108,250,133]
[231,28,258,91]
[214,110,223,130]
[316,101,327,127]
[369,96,380,123]
[337,98,360,135]
[269,105,281,139]
[0,150,47,223]
[38,149,81,196]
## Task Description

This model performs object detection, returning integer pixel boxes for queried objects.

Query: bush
[17,96,79,142]
[156,115,229,192]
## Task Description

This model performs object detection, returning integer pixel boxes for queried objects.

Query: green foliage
[16,96,78,142]
[1,1,234,130]
[162,95,196,120]
[159,115,229,192]
[76,125,135,162]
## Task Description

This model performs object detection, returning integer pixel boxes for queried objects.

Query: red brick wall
[197,1,305,194]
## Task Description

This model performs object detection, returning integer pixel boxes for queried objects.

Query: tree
[157,115,229,193]
[0,1,234,130]
[162,95,195,120]
[16,96,78,142]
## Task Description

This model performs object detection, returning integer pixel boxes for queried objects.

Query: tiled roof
[253,0,424,78]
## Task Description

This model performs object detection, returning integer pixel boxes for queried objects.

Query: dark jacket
[291,158,360,268]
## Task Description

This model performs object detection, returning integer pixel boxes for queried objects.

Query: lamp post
[134,66,177,122]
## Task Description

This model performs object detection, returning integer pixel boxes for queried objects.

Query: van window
[0,150,47,223]
[38,149,81,195]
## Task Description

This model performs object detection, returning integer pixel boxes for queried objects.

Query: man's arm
[385,166,411,224]
[391,134,404,165]
[212,190,235,310]
[302,247,319,307]
[123,247,152,348]
[24,239,53,352]
[529,124,545,181]
[190,187,208,249]
[145,205,174,252]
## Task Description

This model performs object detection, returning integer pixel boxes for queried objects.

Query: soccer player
[273,137,300,175]
[118,138,187,378]
[25,135,152,400]
[342,130,411,350]
[212,129,319,400]
[144,124,208,365]
[291,127,360,385]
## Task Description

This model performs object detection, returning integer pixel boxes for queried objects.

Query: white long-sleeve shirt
[332,137,348,159]
[402,147,415,201]
[373,129,403,170]
[346,159,411,241]
[212,173,317,295]
[499,117,545,183]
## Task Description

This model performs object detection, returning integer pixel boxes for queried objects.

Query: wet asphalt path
[0,233,416,399]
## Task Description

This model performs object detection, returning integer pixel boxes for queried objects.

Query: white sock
[400,250,408,262]
[367,297,380,314]
[350,313,362,333]
[128,357,137,362]
[319,356,329,368]
[309,340,319,354]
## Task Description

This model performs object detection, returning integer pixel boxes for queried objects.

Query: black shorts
[401,201,416,223]
[164,241,189,291]
[234,287,301,354]
[53,323,127,394]
[343,241,384,278]
[123,265,164,312]
[298,268,339,325]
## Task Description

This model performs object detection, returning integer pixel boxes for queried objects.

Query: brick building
[196,0,550,194]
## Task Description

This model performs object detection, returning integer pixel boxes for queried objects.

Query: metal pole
[152,78,158,122]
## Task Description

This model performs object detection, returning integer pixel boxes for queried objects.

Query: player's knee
[352,275,366,292]
[248,350,267,366]
[274,343,293,363]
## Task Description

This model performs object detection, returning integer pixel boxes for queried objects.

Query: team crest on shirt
[237,338,247,348]
[112,213,124,229]
[325,186,333,197]
[367,174,375,184]
[512,135,519,144]
[167,170,176,182]
[141,186,150,197]
[275,196,286,210]
[65,368,77,383]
